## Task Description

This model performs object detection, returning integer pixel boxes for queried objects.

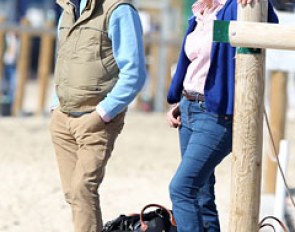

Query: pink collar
[192,0,225,17]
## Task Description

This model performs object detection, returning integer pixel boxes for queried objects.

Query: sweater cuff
[96,105,111,122]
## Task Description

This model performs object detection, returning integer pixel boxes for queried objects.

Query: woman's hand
[167,104,181,128]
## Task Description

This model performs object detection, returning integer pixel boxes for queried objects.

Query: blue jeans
[169,97,233,232]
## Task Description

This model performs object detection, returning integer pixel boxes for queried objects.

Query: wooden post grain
[229,1,268,231]
[13,18,32,116]
[148,39,159,109]
[37,21,55,115]
[264,71,287,193]
[229,22,295,50]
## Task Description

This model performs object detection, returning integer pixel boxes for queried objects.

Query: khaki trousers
[49,108,125,232]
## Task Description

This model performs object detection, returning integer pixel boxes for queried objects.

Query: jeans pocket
[89,111,106,130]
[75,111,106,134]
[179,97,185,112]
[189,101,206,114]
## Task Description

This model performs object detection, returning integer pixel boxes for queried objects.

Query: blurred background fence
[0,0,294,117]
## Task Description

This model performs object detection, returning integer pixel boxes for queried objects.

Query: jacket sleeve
[268,1,279,23]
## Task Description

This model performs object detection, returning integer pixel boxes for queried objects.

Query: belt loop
[182,90,205,102]
[196,92,200,102]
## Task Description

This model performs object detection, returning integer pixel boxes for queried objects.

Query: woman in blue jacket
[166,0,278,231]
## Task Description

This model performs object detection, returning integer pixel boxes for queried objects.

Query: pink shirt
[183,0,225,94]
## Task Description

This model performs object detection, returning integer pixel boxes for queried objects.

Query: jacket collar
[56,0,72,13]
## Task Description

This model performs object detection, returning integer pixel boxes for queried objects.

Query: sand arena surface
[0,111,294,232]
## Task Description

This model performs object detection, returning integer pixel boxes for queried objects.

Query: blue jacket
[167,0,279,115]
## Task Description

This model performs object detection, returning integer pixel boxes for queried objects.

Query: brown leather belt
[182,90,205,102]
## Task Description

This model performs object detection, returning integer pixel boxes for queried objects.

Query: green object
[236,47,261,54]
[183,0,195,18]
[213,20,230,43]
[182,0,195,33]
[213,20,261,54]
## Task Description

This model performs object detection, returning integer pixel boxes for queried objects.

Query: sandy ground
[0,78,294,232]
[0,109,294,232]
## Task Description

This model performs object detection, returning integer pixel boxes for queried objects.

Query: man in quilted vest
[50,0,146,231]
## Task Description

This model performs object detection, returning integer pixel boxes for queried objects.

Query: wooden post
[148,40,159,109]
[264,71,287,193]
[229,22,295,50]
[12,18,32,116]
[0,17,5,89]
[229,1,268,231]
[37,21,55,115]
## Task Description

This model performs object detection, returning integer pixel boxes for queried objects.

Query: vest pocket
[75,27,103,60]
[63,86,104,109]
[67,60,110,86]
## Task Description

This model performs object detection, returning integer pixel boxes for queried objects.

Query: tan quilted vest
[55,0,132,112]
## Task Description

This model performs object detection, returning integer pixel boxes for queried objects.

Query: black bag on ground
[102,204,177,232]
